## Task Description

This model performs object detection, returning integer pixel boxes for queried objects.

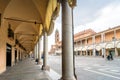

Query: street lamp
[72,6,77,80]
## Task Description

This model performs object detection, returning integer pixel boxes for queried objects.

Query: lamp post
[72,6,77,80]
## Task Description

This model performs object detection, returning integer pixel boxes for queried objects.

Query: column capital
[68,0,77,8]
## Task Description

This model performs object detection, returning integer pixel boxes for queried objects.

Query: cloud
[47,1,120,51]
[74,0,115,26]
[75,2,120,33]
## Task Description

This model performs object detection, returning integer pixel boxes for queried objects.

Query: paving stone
[0,58,52,80]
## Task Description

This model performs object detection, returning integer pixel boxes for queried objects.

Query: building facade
[0,0,60,74]
[50,26,120,57]
[49,29,62,55]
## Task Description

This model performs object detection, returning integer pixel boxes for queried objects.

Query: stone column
[114,30,116,39]
[101,33,106,58]
[80,51,82,56]
[17,49,19,62]
[34,45,37,60]
[20,50,22,61]
[12,46,15,66]
[114,30,118,57]
[42,32,49,70]
[20,50,21,60]
[36,43,38,59]
[33,48,35,59]
[86,50,88,56]
[61,0,76,80]
[102,48,106,58]
[115,48,118,56]
[102,48,104,56]
[104,49,106,58]
[103,33,105,42]
[92,36,96,56]
[38,39,42,64]
[93,49,96,56]
[21,51,23,61]
[101,33,104,42]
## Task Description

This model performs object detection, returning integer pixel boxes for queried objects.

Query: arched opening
[6,43,12,67]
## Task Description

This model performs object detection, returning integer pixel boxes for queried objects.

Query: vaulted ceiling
[0,0,60,52]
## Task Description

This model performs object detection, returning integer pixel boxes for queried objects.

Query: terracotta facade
[50,26,120,57]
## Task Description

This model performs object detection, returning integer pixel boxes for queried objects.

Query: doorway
[96,51,99,56]
[15,49,17,63]
[109,50,115,56]
[19,51,20,61]
[6,44,12,66]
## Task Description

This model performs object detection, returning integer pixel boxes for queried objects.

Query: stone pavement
[0,58,52,80]
[48,55,120,80]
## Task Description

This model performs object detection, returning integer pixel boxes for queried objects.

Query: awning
[87,45,93,50]
[117,43,120,48]
[74,48,77,51]
[78,47,82,51]
[95,45,101,51]
[105,43,114,49]
[55,50,62,53]
[82,47,87,51]
[74,46,82,51]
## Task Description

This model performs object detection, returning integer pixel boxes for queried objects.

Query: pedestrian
[102,55,104,58]
[35,58,38,64]
[109,52,113,60]
[107,55,110,60]
[41,54,44,59]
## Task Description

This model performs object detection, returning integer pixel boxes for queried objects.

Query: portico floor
[0,58,52,80]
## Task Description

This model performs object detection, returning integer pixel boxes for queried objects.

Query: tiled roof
[74,29,96,41]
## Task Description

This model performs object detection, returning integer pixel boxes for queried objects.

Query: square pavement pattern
[0,59,52,80]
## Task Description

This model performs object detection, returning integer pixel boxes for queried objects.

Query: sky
[42,0,120,51]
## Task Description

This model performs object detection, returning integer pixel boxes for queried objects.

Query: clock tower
[55,29,59,44]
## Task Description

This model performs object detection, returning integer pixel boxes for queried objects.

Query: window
[112,37,115,41]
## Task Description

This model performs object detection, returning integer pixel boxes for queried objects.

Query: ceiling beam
[4,17,42,24]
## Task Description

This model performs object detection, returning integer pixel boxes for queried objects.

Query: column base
[41,65,50,71]
[37,61,42,65]
[60,76,76,80]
